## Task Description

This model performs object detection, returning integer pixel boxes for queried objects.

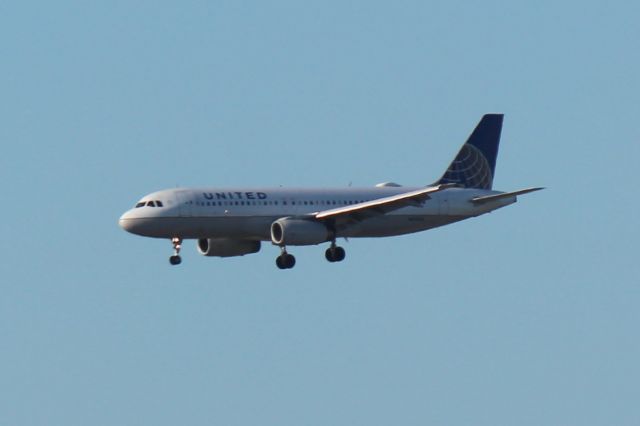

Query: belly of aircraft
[136,214,470,241]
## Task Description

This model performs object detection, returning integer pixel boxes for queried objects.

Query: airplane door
[175,191,192,217]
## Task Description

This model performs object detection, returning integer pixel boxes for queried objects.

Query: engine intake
[271,218,330,246]
[197,238,261,257]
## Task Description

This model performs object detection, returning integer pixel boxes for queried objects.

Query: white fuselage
[118,186,515,241]
[117,114,540,268]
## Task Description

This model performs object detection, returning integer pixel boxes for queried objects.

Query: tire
[325,248,335,262]
[284,254,296,269]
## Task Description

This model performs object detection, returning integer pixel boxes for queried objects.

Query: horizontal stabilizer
[471,187,544,204]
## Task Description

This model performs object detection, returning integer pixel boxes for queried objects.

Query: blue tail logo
[437,114,503,190]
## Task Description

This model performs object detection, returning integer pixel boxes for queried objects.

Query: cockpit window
[135,200,163,208]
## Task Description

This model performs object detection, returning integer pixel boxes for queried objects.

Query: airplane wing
[314,183,455,230]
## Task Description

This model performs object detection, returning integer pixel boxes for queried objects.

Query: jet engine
[270,218,331,246]
[197,238,261,257]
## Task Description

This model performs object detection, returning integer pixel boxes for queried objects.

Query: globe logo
[440,144,493,189]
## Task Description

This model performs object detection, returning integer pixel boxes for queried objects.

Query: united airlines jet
[119,114,542,269]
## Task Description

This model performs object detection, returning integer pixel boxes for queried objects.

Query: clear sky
[1,1,639,425]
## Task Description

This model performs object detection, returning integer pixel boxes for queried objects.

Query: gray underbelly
[133,216,276,239]
[133,214,470,240]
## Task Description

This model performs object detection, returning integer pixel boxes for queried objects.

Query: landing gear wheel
[325,248,335,262]
[276,251,296,269]
[284,253,296,268]
[169,255,182,265]
[325,245,346,263]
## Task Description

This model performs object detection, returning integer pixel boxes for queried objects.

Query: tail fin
[437,114,503,189]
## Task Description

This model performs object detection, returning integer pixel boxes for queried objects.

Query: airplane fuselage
[119,186,514,240]
[118,114,541,268]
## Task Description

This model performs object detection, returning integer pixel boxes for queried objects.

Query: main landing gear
[169,237,182,265]
[325,242,346,263]
[274,242,346,269]
[276,248,296,270]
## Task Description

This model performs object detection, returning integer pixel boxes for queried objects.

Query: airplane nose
[119,210,144,234]
[118,209,158,236]
[119,211,133,232]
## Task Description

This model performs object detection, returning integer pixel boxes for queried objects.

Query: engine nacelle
[197,238,261,257]
[271,218,330,246]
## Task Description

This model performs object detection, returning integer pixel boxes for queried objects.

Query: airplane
[119,114,542,269]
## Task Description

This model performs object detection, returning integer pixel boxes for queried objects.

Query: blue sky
[1,1,638,425]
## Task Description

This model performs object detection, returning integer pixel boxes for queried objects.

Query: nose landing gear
[169,237,182,265]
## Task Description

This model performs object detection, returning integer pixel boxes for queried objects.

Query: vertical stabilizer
[437,114,503,189]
